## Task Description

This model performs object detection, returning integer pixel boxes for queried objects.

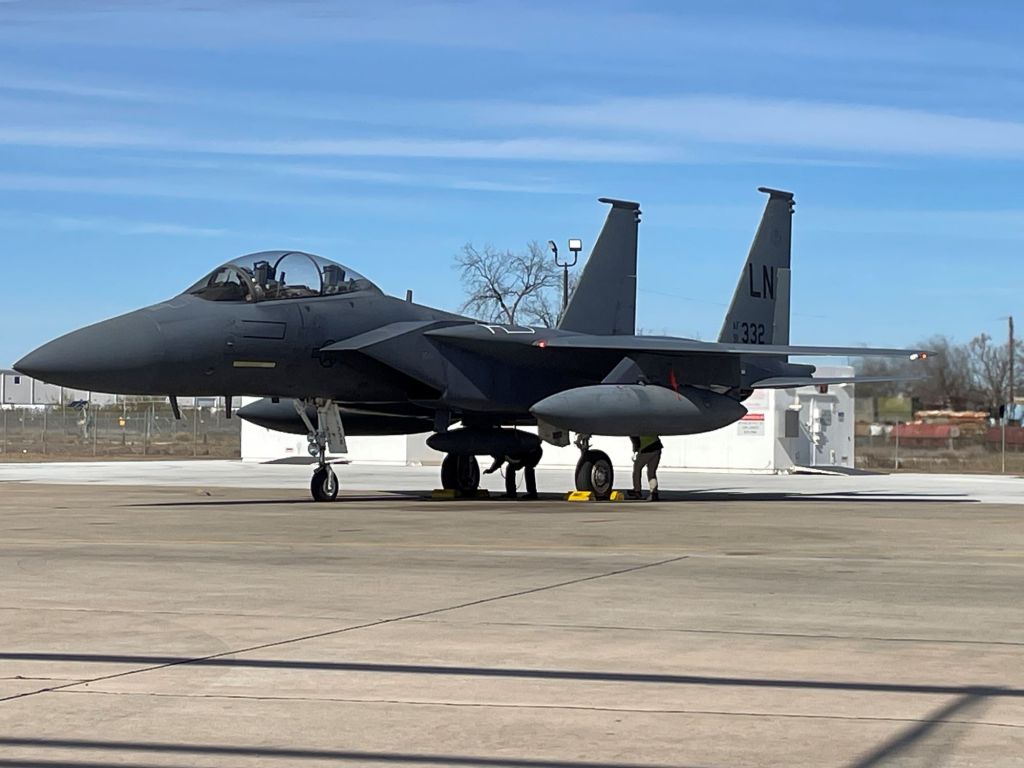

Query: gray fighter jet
[15,188,926,500]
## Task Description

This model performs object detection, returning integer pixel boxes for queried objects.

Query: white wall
[240,369,855,472]
[238,397,425,464]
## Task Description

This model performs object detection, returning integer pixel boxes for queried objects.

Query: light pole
[549,238,582,314]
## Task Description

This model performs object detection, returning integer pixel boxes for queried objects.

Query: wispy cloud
[0,209,358,247]
[0,127,671,162]
[52,216,227,237]
[2,2,1020,75]
[0,171,385,209]
[801,206,1024,241]
[3,89,1024,164]
[221,161,581,195]
[203,135,666,163]
[0,74,165,102]
[648,200,1024,241]
[0,159,579,210]
[479,95,1024,159]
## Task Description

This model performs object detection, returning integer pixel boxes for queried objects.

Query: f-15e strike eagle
[15,188,925,501]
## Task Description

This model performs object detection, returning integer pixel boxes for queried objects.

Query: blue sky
[1,0,1022,366]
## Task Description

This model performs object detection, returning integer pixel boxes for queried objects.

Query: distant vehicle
[15,189,925,501]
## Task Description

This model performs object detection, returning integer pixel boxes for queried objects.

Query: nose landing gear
[573,434,614,500]
[311,465,339,502]
[295,399,347,502]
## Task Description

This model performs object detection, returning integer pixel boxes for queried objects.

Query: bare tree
[852,355,909,400]
[455,241,569,327]
[968,333,1023,409]
[856,332,1024,411]
[855,335,975,409]
[916,335,976,409]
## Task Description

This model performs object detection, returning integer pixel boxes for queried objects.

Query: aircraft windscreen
[186,251,379,302]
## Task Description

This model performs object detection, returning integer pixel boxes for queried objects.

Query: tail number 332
[735,322,766,344]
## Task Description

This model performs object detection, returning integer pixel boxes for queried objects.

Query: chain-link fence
[0,403,240,459]
[3,400,1021,474]
[856,423,1024,474]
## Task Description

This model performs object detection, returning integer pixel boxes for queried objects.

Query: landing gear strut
[295,399,347,502]
[573,434,614,500]
[440,453,480,494]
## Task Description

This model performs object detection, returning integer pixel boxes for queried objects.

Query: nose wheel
[311,465,339,502]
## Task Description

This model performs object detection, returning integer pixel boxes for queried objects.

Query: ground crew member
[484,446,542,499]
[629,435,663,501]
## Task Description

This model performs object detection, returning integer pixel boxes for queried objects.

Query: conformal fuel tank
[236,398,433,436]
[530,384,747,436]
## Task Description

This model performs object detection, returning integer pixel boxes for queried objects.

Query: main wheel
[440,453,480,493]
[311,466,339,502]
[575,450,614,500]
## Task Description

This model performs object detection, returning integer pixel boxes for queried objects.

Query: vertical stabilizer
[718,188,794,346]
[558,198,640,336]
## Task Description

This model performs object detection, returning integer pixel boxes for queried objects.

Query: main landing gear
[573,434,614,500]
[440,453,480,494]
[295,399,347,502]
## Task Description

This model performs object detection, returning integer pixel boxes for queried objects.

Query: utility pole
[1009,315,1015,406]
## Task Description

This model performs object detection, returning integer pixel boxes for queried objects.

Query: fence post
[2,408,6,454]
[193,406,199,457]
[894,421,900,472]
[42,406,47,456]
[93,407,98,457]
[1001,418,1007,474]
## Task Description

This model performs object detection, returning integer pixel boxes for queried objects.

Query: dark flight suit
[486,447,542,499]
[630,435,663,500]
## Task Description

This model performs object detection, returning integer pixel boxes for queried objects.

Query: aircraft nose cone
[14,311,166,393]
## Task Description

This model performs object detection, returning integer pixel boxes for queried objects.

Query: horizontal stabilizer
[752,375,926,389]
[542,335,930,359]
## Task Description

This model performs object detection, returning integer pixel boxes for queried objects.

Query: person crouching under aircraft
[484,447,541,500]
[629,435,663,501]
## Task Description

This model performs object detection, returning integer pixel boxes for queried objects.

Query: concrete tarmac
[0,467,1022,766]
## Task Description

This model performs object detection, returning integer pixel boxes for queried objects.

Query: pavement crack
[0,554,688,704]
[52,690,1024,729]
[1,676,84,682]
[448,621,1024,648]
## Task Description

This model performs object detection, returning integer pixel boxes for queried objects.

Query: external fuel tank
[530,384,747,436]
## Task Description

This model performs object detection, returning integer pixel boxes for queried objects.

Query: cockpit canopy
[186,251,380,303]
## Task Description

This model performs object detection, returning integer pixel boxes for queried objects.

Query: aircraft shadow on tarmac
[120,488,977,508]
[121,492,427,508]
[660,489,976,504]
[0,737,697,768]
[0,654,1012,768]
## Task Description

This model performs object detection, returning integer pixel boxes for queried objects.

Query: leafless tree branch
[455,240,569,327]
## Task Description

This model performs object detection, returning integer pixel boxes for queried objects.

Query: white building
[0,371,235,411]
[241,366,855,473]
